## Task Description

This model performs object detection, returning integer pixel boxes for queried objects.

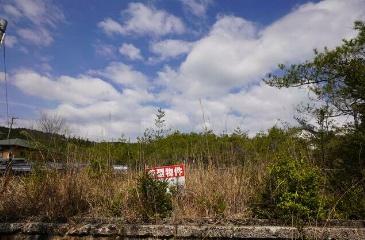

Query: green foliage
[264,21,365,173]
[98,130,252,168]
[154,107,169,139]
[265,21,365,134]
[87,158,107,177]
[252,127,325,222]
[256,156,324,222]
[323,132,365,219]
[263,21,365,221]
[331,184,365,219]
[135,173,173,220]
[139,108,171,143]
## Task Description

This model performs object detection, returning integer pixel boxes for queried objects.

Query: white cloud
[97,18,124,36]
[9,0,365,140]
[119,43,143,60]
[47,98,157,140]
[154,0,365,134]
[161,0,365,98]
[98,2,186,37]
[12,70,120,105]
[165,109,190,128]
[91,62,148,90]
[4,35,17,47]
[3,4,22,18]
[95,43,117,59]
[12,0,64,27]
[46,89,156,140]
[221,83,309,133]
[10,62,156,139]
[17,27,53,46]
[150,39,194,60]
[1,0,64,46]
[181,0,212,17]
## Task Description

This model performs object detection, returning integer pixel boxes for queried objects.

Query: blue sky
[0,0,364,140]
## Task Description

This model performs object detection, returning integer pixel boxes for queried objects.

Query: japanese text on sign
[146,164,185,186]
[147,164,184,179]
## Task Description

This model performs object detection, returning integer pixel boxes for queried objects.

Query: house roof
[0,138,30,148]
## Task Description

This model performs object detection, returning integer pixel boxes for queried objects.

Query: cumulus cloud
[119,43,143,60]
[11,63,155,139]
[45,96,157,140]
[181,0,212,17]
[154,0,365,134]
[12,70,120,105]
[150,39,194,60]
[161,0,365,98]
[97,18,124,36]
[1,0,64,46]
[47,89,156,140]
[98,2,186,37]
[91,62,148,90]
[221,83,310,133]
[9,0,365,140]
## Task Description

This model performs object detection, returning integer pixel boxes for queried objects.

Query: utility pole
[0,18,9,140]
[0,18,7,45]
[7,117,18,139]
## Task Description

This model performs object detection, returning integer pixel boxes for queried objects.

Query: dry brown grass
[0,170,89,221]
[172,163,267,220]
[0,161,268,222]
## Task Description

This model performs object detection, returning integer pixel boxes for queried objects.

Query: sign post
[146,164,185,187]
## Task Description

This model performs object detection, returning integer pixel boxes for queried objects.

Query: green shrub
[328,182,365,220]
[256,156,324,223]
[135,173,173,220]
[87,158,107,177]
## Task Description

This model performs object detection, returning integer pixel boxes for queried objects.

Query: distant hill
[0,126,39,139]
[0,126,93,146]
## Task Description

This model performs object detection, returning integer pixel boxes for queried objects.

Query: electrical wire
[2,37,9,131]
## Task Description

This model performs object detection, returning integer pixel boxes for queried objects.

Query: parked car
[0,158,32,173]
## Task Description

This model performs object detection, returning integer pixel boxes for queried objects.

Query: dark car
[0,158,32,173]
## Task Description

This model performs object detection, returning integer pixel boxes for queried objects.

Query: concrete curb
[0,222,365,239]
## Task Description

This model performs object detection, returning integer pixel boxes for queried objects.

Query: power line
[2,38,9,130]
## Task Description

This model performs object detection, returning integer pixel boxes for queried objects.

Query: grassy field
[0,164,265,222]
[0,126,364,223]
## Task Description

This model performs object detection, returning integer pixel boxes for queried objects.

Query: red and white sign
[146,164,185,186]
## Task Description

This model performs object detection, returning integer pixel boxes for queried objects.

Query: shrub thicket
[256,156,324,223]
[134,173,173,220]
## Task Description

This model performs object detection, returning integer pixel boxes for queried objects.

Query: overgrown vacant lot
[0,163,265,222]
[1,21,365,224]
[0,126,364,223]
